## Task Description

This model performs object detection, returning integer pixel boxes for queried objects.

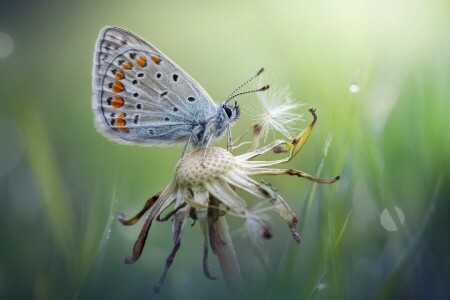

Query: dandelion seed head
[175,147,236,186]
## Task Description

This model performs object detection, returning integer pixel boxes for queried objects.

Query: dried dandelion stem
[210,216,247,298]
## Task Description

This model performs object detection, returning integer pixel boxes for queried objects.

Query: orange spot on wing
[151,55,161,64]
[114,70,125,80]
[136,56,147,67]
[115,118,126,127]
[112,81,125,93]
[111,97,124,109]
[122,61,133,70]
[115,113,129,133]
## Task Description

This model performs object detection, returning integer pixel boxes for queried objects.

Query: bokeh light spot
[0,32,14,58]
[380,206,405,231]
[349,83,360,93]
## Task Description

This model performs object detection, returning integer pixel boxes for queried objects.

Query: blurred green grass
[0,0,449,299]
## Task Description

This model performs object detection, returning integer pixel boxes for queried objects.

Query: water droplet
[0,32,14,58]
[317,283,327,290]
[349,83,360,93]
[380,206,405,231]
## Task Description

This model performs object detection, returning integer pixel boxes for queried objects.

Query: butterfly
[92,26,267,159]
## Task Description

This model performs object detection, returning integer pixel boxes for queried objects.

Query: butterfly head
[221,101,240,124]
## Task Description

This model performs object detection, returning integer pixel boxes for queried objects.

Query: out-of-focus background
[1,0,449,299]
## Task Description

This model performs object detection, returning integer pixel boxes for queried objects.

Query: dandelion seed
[244,207,273,245]
[250,80,303,141]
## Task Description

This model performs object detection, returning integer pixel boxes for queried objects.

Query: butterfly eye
[223,105,233,118]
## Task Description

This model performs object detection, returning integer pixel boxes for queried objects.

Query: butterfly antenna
[225,68,269,104]
[224,68,265,103]
[225,85,270,104]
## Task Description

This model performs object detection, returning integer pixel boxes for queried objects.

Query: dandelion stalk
[210,215,247,298]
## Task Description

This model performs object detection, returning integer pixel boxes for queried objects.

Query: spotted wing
[92,26,217,145]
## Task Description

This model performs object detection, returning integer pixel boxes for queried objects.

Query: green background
[1,0,449,299]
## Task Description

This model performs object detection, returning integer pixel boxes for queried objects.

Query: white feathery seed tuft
[251,79,303,141]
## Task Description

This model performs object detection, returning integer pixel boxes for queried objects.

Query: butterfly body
[92,26,240,149]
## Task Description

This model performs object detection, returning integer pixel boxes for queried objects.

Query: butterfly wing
[92,26,218,145]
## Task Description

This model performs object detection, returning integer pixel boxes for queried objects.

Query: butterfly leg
[176,134,193,170]
[226,125,232,152]
[201,135,214,168]
[180,139,190,160]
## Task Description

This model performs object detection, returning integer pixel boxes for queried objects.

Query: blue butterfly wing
[92,26,218,145]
